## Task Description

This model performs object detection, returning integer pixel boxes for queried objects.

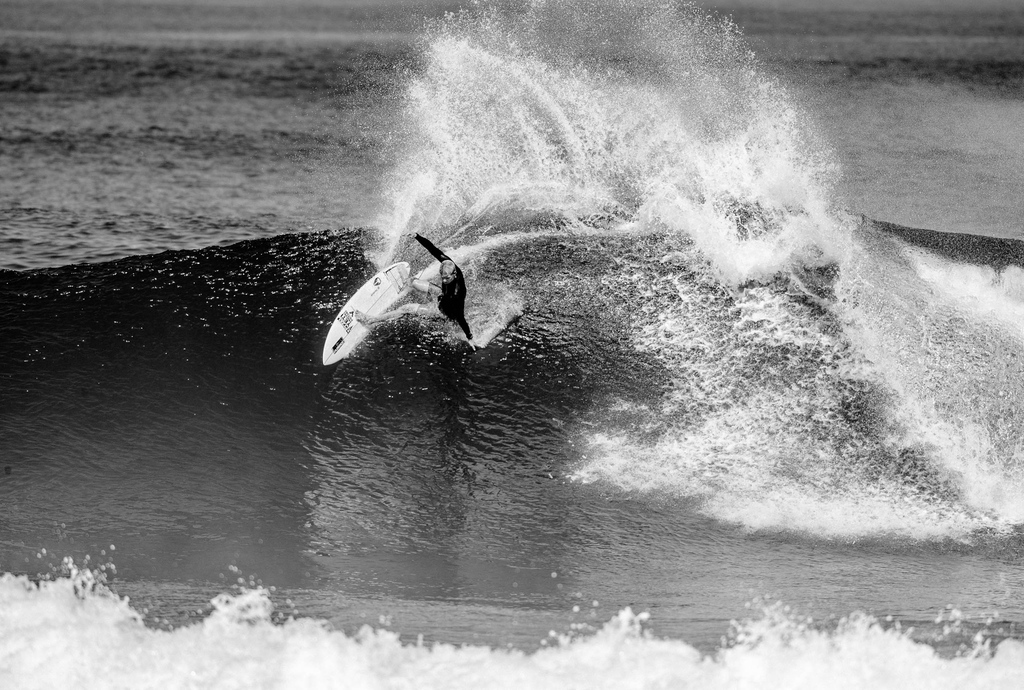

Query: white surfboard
[322,262,410,365]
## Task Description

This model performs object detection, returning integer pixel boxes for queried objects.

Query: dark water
[3,1,1024,686]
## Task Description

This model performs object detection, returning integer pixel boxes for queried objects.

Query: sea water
[3,0,1024,687]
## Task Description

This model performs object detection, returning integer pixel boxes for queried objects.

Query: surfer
[356,234,477,350]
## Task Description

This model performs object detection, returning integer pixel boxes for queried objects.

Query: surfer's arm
[414,234,451,264]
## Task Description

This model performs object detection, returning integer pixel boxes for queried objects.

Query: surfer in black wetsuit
[356,234,477,350]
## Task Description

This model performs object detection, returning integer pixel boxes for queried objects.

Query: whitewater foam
[374,0,840,285]
[568,229,1024,540]
[2,569,1023,690]
[910,249,1024,344]
[835,226,1024,525]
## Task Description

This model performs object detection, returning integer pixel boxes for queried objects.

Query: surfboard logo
[321,261,410,365]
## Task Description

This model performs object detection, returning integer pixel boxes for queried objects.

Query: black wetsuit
[414,234,473,341]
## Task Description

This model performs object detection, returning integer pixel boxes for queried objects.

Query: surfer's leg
[449,313,476,349]
[410,278,434,294]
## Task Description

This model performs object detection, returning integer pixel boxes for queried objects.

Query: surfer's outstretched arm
[414,234,451,264]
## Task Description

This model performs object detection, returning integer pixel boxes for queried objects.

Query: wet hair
[440,260,456,276]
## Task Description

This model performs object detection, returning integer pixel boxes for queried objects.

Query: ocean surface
[4,0,1024,687]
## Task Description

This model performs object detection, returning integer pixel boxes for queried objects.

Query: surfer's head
[440,260,456,283]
